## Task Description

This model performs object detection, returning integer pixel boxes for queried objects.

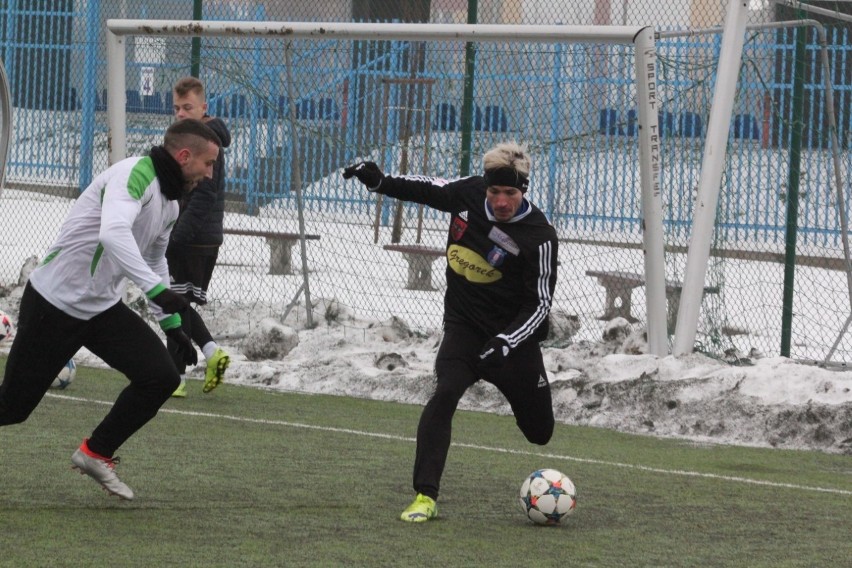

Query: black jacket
[377,174,558,346]
[169,116,232,248]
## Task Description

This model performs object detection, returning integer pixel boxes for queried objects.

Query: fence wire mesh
[1,1,852,365]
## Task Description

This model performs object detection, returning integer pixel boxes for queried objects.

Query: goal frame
[0,56,12,196]
[104,20,669,354]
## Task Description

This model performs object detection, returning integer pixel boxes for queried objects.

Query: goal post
[671,0,749,355]
[0,56,12,197]
[104,20,668,352]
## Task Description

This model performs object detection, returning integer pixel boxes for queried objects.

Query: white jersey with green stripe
[29,156,178,321]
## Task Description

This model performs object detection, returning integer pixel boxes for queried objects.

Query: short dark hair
[163,119,221,153]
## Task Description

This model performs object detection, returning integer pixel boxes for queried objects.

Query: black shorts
[166,246,219,305]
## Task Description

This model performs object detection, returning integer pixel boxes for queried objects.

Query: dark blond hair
[173,76,205,100]
[482,141,531,177]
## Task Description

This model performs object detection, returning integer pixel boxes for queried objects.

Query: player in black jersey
[343,142,559,522]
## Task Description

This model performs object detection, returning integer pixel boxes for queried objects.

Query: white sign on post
[140,67,155,96]
[134,36,165,98]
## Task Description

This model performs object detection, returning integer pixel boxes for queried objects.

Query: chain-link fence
[1,1,852,364]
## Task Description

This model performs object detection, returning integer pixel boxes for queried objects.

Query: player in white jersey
[0,119,221,500]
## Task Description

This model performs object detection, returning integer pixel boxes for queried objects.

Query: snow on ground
[3,279,848,456]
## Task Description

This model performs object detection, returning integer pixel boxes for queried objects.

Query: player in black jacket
[343,142,558,522]
[167,77,232,397]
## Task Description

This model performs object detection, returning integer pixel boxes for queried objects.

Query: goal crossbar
[104,20,669,355]
[105,20,648,44]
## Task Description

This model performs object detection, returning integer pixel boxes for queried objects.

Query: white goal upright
[104,21,669,353]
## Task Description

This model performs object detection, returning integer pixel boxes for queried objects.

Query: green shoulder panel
[126,156,157,200]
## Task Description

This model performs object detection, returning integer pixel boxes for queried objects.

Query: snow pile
[2,284,850,454]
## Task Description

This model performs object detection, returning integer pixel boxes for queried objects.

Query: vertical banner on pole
[634,27,668,357]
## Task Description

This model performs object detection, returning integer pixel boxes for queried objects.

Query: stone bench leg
[665,287,719,334]
[666,289,682,334]
[601,285,639,323]
[402,253,438,291]
[266,238,295,275]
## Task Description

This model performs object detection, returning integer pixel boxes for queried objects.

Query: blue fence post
[1,0,15,65]
[343,73,354,165]
[4,0,17,113]
[245,3,265,212]
[380,39,402,229]
[78,0,100,191]
[547,36,563,219]
[262,41,280,211]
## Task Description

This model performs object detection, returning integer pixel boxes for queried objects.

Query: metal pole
[672,0,749,355]
[107,20,646,44]
[634,27,667,356]
[283,42,314,328]
[106,29,127,165]
[0,56,12,197]
[190,0,202,78]
[774,0,852,22]
[547,39,563,217]
[780,25,806,357]
[459,0,477,176]
[78,0,100,190]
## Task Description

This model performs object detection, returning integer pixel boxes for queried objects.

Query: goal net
[105,20,675,352]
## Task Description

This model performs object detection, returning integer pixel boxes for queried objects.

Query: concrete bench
[223,228,320,275]
[383,244,445,291]
[585,269,719,332]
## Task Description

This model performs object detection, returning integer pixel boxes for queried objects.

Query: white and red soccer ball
[519,468,577,525]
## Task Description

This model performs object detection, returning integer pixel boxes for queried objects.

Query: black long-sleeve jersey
[377,174,558,347]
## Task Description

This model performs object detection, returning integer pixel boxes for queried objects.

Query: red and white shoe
[71,438,134,500]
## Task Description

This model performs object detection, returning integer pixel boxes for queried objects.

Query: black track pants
[412,325,554,500]
[0,283,180,457]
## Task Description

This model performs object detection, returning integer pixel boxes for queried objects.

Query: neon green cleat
[203,348,230,393]
[400,493,437,523]
[171,379,187,398]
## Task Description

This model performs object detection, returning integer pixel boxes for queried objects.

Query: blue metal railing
[1,9,850,245]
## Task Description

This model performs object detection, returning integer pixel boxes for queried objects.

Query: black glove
[150,288,189,314]
[478,337,511,371]
[166,327,198,366]
[342,161,384,190]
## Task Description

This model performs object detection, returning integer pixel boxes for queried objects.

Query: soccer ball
[519,468,576,525]
[51,359,77,389]
[0,310,14,342]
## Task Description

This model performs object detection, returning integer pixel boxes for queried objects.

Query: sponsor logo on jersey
[537,375,548,388]
[459,210,468,221]
[447,244,502,283]
[487,226,520,256]
[486,246,507,267]
[450,216,468,241]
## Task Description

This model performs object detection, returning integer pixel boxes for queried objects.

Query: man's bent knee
[0,401,33,426]
[429,382,467,406]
